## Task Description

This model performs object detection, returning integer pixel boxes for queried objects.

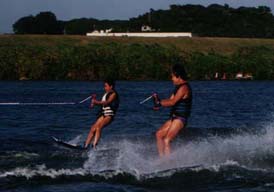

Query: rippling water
[1,81,274,192]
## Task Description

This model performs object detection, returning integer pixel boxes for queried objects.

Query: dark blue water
[1,81,274,192]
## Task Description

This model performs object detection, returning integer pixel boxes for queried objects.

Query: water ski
[52,136,87,150]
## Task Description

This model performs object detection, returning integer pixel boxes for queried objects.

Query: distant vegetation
[1,36,274,80]
[12,4,274,38]
[7,4,274,81]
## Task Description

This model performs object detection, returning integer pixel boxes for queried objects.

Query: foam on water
[68,135,82,145]
[0,151,39,160]
[0,164,86,179]
[83,120,274,175]
[2,121,274,181]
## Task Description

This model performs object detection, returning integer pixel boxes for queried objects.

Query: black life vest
[170,83,192,118]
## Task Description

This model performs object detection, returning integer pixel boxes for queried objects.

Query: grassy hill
[1,35,274,80]
[2,35,274,54]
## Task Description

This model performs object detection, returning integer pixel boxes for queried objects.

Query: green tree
[65,18,97,35]
[13,12,63,34]
[13,15,36,34]
[34,12,63,34]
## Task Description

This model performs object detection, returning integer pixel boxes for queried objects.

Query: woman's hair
[105,79,116,88]
[172,64,188,80]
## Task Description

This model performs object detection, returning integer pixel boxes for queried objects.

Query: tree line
[13,4,274,38]
[1,37,274,80]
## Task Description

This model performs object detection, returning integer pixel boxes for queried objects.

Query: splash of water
[2,122,274,181]
[83,121,274,175]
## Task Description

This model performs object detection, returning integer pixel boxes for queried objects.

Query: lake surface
[1,81,274,192]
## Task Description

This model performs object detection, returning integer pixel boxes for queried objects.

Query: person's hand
[90,94,96,108]
[153,93,161,110]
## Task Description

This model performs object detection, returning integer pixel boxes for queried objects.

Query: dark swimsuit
[170,83,192,125]
[171,115,188,124]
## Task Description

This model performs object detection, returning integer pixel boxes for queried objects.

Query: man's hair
[105,79,116,88]
[172,64,188,80]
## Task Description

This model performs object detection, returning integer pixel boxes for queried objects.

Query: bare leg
[92,116,112,148]
[163,119,184,156]
[155,120,172,157]
[84,116,104,148]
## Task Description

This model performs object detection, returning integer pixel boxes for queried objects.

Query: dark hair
[105,79,116,89]
[172,64,188,80]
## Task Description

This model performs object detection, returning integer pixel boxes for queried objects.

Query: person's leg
[92,116,112,148]
[155,120,172,157]
[84,116,104,148]
[163,119,185,155]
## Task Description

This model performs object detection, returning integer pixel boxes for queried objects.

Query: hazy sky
[1,0,274,33]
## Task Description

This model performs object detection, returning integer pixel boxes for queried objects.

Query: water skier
[84,79,119,149]
[153,64,192,157]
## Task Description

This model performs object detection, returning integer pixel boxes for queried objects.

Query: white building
[141,25,153,32]
[87,32,192,38]
[88,25,192,37]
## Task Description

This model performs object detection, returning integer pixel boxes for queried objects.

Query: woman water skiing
[153,64,192,157]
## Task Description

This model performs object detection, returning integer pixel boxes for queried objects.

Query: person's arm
[93,92,116,106]
[161,86,189,107]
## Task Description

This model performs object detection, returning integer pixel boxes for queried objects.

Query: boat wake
[2,122,274,190]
